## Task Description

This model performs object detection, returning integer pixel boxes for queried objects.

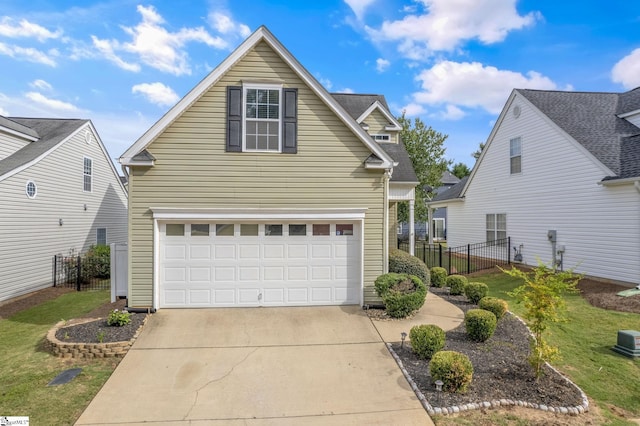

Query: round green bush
[409,324,445,360]
[463,281,489,304]
[430,267,447,288]
[446,274,468,296]
[389,248,430,287]
[478,296,508,320]
[429,350,474,393]
[374,273,427,318]
[464,309,497,342]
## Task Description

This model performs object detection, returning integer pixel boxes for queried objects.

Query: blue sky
[1,0,639,168]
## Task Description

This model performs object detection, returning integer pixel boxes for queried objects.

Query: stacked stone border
[387,312,589,417]
[46,316,148,359]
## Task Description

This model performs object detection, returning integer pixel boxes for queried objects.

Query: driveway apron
[75,306,434,425]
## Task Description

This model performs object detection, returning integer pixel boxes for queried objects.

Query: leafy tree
[397,113,450,222]
[472,142,485,161]
[450,162,470,179]
[502,263,581,379]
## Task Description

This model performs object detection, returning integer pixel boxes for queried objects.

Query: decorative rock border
[45,316,148,359]
[387,312,590,417]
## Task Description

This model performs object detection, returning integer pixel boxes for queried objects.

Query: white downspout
[409,198,415,255]
[383,169,391,273]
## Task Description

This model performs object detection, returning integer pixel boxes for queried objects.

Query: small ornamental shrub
[374,273,427,318]
[464,309,497,342]
[464,281,489,304]
[389,248,431,287]
[479,296,508,320]
[82,244,111,279]
[107,309,131,327]
[430,267,448,288]
[429,350,474,393]
[409,324,445,360]
[446,274,468,296]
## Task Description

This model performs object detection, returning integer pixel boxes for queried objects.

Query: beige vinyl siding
[0,125,128,302]
[388,202,398,250]
[364,109,398,144]
[0,131,30,161]
[128,41,385,307]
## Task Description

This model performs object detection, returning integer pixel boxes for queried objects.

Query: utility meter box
[612,330,640,358]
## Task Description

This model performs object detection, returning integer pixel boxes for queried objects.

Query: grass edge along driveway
[0,290,117,425]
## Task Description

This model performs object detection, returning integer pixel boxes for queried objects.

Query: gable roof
[331,93,402,131]
[440,170,461,186]
[0,118,88,180]
[430,176,468,204]
[377,141,419,183]
[517,88,640,180]
[119,26,394,169]
[0,116,39,140]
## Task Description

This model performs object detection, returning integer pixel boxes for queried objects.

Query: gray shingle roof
[431,176,468,202]
[0,116,39,139]
[517,88,640,180]
[331,93,390,120]
[378,141,419,183]
[0,118,88,178]
[440,170,461,185]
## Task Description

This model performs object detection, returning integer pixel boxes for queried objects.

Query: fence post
[467,244,471,274]
[76,256,81,291]
[508,237,511,265]
[53,255,57,287]
[438,244,442,268]
[447,247,451,275]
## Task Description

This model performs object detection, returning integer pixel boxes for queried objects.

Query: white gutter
[383,169,391,274]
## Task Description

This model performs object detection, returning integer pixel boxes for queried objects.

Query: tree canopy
[397,113,450,223]
[450,162,471,179]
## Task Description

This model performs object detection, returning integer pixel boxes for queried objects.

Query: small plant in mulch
[374,273,427,318]
[107,309,131,327]
[429,350,474,393]
[409,324,445,360]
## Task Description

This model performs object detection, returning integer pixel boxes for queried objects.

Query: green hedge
[409,324,445,360]
[464,309,497,342]
[429,350,474,393]
[479,296,508,320]
[374,273,427,318]
[446,274,467,296]
[389,248,430,287]
[430,267,447,288]
[464,281,488,304]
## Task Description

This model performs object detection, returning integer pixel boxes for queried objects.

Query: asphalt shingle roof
[0,118,88,178]
[431,176,468,202]
[0,116,39,139]
[331,93,390,120]
[517,88,640,179]
[378,141,419,183]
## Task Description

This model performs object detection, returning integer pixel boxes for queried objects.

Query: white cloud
[316,74,333,90]
[208,12,251,38]
[612,48,640,90]
[376,58,390,72]
[344,0,377,20]
[336,87,355,94]
[0,106,8,116]
[412,60,559,114]
[0,42,57,66]
[92,5,227,75]
[0,17,62,41]
[433,104,465,120]
[367,0,539,60]
[401,103,427,116]
[25,92,79,111]
[132,82,179,106]
[30,79,53,91]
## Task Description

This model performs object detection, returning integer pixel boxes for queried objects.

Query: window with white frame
[486,213,507,243]
[97,228,107,245]
[244,85,281,151]
[25,181,37,198]
[510,137,522,174]
[83,157,93,192]
[372,134,391,142]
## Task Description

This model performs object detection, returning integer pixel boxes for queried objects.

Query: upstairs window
[510,137,521,174]
[372,134,390,142]
[245,87,280,151]
[83,157,93,192]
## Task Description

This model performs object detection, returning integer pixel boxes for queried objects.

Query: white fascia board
[119,26,393,169]
[427,198,465,208]
[356,101,402,131]
[86,121,128,196]
[0,125,39,142]
[151,207,368,220]
[599,177,640,186]
[617,109,640,119]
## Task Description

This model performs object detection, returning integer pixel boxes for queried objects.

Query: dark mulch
[55,313,146,344]
[392,286,585,410]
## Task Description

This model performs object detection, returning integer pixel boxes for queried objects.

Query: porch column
[427,204,433,245]
[409,199,415,255]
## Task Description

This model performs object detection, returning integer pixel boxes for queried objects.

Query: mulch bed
[55,313,147,344]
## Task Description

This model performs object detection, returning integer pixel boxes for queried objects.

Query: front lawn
[0,290,117,424]
[469,271,640,425]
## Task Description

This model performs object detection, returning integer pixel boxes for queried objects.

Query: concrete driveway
[75,306,434,425]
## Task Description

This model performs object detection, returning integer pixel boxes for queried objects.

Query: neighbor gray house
[0,116,128,302]
[429,88,640,287]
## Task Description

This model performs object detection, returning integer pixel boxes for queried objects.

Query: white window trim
[372,134,391,142]
[97,227,107,245]
[25,180,37,199]
[510,137,522,175]
[83,156,93,193]
[486,213,507,242]
[242,83,283,153]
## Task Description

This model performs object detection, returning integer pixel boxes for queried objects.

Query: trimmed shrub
[464,309,497,342]
[409,324,445,360]
[82,244,111,279]
[374,273,427,318]
[446,274,467,296]
[429,350,474,393]
[430,267,448,288]
[389,248,430,287]
[479,296,508,320]
[464,281,489,304]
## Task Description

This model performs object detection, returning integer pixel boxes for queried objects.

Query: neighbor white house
[0,116,128,302]
[429,88,640,287]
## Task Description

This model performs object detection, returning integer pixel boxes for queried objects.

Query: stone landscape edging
[387,311,590,417]
[46,316,148,359]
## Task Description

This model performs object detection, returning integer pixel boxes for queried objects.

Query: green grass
[470,270,640,425]
[0,290,117,424]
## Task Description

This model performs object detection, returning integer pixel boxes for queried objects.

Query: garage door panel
[288,245,308,258]
[311,244,332,258]
[287,266,308,280]
[164,290,186,305]
[311,266,332,280]
[264,266,284,281]
[238,288,260,305]
[164,267,186,282]
[189,290,211,305]
[189,245,211,260]
[239,244,260,259]
[214,245,236,259]
[189,267,211,282]
[287,288,308,303]
[263,288,285,304]
[264,244,285,259]
[239,267,260,281]
[165,245,187,260]
[214,289,235,304]
[214,267,235,281]
[311,287,332,303]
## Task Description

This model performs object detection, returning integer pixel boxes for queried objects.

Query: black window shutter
[227,86,242,152]
[282,88,298,153]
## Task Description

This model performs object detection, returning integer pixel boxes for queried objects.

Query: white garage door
[159,222,361,307]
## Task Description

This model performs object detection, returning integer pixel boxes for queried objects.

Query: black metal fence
[398,237,511,275]
[52,250,111,291]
